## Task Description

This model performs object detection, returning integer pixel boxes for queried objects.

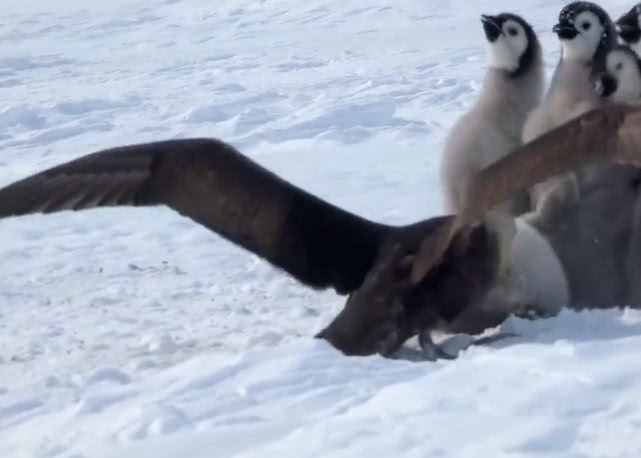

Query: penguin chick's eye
[582,22,591,31]
[507,27,518,36]
[616,62,623,72]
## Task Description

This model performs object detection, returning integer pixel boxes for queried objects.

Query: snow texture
[1,0,641,457]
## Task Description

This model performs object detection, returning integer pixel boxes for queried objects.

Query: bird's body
[5,104,641,356]
[5,9,641,358]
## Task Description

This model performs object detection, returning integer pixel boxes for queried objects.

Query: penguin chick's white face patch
[606,49,641,103]
[486,20,529,72]
[561,11,604,61]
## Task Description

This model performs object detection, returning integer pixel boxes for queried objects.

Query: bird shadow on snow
[391,307,641,362]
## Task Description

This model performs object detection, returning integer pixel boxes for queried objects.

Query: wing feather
[411,104,641,283]
[0,138,391,293]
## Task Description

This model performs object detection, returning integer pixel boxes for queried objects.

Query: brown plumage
[411,103,641,283]
[0,138,399,295]
[2,103,641,356]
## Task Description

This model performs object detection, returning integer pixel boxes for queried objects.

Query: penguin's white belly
[507,217,570,314]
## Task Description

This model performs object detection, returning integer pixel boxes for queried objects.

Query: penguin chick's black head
[553,2,615,66]
[617,4,641,45]
[597,44,641,102]
[480,12,540,77]
[554,1,612,38]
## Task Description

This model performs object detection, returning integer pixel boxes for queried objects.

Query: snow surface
[2,0,641,456]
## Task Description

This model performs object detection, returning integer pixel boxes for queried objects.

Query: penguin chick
[596,44,641,103]
[522,1,617,211]
[439,12,544,217]
[595,44,641,304]
[523,1,617,143]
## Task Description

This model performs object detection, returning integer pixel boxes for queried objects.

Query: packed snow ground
[2,0,641,456]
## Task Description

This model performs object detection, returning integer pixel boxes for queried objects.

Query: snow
[1,0,641,456]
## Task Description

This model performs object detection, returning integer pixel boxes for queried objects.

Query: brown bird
[0,137,509,356]
[1,104,641,356]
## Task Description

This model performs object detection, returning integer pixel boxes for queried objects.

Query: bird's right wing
[411,104,641,283]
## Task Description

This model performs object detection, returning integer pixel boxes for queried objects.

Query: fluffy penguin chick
[439,12,544,217]
[597,44,641,103]
[522,1,617,211]
[617,4,641,57]
[596,44,641,304]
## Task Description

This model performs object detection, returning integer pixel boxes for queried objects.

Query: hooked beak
[553,21,578,40]
[481,14,502,42]
[595,73,618,98]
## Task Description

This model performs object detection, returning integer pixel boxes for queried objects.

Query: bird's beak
[595,73,618,98]
[553,21,578,40]
[481,14,502,42]
[619,24,638,36]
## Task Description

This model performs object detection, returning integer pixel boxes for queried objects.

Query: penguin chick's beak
[553,21,578,40]
[595,73,618,98]
[619,24,640,39]
[481,15,502,42]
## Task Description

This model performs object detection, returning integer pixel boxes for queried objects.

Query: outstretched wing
[0,138,393,294]
[411,104,641,282]
[460,104,641,221]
